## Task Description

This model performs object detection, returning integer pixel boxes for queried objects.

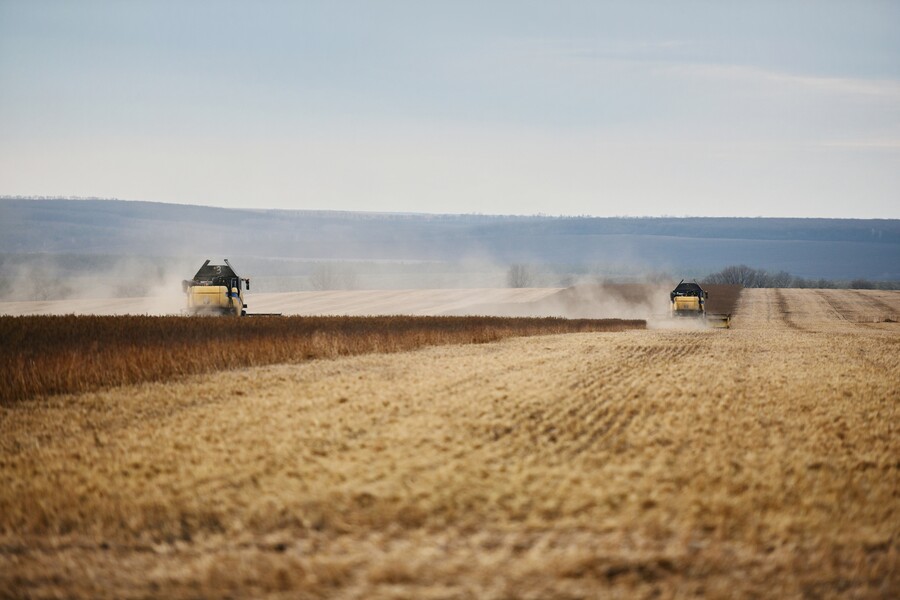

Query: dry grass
[0,315,642,405]
[1,289,898,598]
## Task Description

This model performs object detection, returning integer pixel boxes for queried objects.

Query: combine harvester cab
[670,280,731,328]
[182,259,250,316]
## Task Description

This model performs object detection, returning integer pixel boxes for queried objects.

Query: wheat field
[1,289,898,598]
[0,315,641,404]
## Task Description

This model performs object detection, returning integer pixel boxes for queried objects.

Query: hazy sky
[1,1,898,217]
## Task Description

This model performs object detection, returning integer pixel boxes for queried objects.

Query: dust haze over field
[2,289,898,598]
[2,200,898,324]
[0,253,190,314]
[443,282,670,320]
[0,249,652,320]
[0,282,724,327]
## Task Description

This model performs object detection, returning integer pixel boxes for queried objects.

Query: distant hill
[2,198,899,280]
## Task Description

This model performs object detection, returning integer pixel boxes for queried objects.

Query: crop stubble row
[1,289,898,598]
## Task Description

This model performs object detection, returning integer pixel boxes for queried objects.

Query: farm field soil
[2,289,899,598]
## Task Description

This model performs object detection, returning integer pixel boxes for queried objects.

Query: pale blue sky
[1,1,898,217]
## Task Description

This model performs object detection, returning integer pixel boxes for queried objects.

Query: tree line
[702,265,900,290]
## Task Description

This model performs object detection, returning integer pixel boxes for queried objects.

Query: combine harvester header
[670,280,730,328]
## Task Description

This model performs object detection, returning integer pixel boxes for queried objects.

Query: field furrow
[817,289,900,325]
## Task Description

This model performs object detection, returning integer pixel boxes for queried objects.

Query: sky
[0,0,898,218]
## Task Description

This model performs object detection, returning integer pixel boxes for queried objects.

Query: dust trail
[0,255,192,315]
[442,279,675,321]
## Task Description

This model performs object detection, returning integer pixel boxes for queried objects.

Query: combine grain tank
[182,259,250,316]
[670,280,707,317]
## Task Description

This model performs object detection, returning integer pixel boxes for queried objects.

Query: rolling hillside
[2,198,899,281]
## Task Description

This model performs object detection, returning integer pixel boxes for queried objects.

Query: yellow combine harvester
[182,259,250,316]
[670,280,730,328]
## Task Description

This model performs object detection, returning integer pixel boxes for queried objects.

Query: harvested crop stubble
[0,290,897,599]
[0,314,643,404]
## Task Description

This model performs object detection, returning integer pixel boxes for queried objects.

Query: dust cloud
[0,255,191,315]
[442,278,675,321]
[1,252,705,324]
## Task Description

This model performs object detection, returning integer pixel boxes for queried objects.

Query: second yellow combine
[670,280,730,328]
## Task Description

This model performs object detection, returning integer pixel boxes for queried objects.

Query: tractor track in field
[854,290,898,321]
[560,338,707,460]
[775,288,870,332]
[809,289,900,328]
[816,289,866,324]
[482,336,708,463]
[812,289,851,325]
[851,290,896,313]
[773,288,802,330]
[437,340,638,464]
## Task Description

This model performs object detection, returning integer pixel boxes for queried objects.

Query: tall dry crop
[1,315,643,404]
[702,284,742,314]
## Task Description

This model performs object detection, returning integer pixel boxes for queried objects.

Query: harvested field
[0,315,642,404]
[1,289,898,598]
